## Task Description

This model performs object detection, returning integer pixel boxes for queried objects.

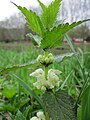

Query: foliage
[0,0,90,120]
[43,90,76,120]
[12,1,90,51]
[14,110,26,120]
[81,85,90,120]
[84,36,90,42]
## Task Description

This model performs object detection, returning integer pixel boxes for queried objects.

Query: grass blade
[11,74,45,112]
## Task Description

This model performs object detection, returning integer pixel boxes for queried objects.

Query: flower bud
[37,53,55,66]
[47,53,55,63]
[48,53,53,57]
[37,55,45,64]
[37,55,43,62]
[45,57,49,64]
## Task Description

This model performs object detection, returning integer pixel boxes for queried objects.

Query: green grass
[0,42,90,68]
[0,42,90,89]
[0,43,40,68]
[0,42,90,119]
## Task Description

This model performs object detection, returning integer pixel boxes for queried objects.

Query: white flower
[50,69,62,75]
[30,111,45,120]
[47,69,60,89]
[33,82,41,89]
[31,70,47,91]
[37,111,45,120]
[33,76,47,90]
[30,68,61,90]
[41,86,46,91]
[30,68,44,77]
[30,116,39,120]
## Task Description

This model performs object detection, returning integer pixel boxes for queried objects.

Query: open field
[0,42,90,68]
[0,41,90,52]
[0,42,90,120]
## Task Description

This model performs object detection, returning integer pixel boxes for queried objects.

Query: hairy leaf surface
[12,2,44,36]
[42,90,76,120]
[41,0,62,29]
[41,19,90,50]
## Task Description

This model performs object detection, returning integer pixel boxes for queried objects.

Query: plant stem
[44,51,48,80]
[44,66,48,80]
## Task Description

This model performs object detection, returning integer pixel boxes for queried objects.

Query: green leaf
[77,106,82,120]
[23,105,31,118]
[0,61,39,75]
[82,85,90,120]
[61,70,73,89]
[16,97,30,110]
[41,19,90,50]
[2,85,16,98]
[11,2,44,36]
[41,0,62,29]
[55,53,74,63]
[12,74,45,112]
[14,110,26,120]
[37,0,47,12]
[42,90,76,120]
[0,103,15,112]
[27,33,42,45]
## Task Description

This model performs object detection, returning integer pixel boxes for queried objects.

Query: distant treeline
[0,28,25,42]
[0,0,90,42]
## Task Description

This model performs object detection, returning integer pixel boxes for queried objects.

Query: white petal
[30,68,44,77]
[37,111,45,119]
[30,116,39,120]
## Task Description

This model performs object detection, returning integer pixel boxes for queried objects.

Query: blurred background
[0,1,90,119]
[0,0,90,43]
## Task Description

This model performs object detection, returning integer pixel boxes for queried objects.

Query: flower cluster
[30,68,61,91]
[37,53,55,66]
[30,111,45,120]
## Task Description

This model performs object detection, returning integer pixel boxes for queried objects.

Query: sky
[0,0,52,21]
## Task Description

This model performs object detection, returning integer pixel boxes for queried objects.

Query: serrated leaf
[0,61,39,75]
[41,19,90,50]
[11,2,44,36]
[14,110,26,120]
[42,90,76,120]
[41,0,62,29]
[54,19,65,28]
[38,0,47,12]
